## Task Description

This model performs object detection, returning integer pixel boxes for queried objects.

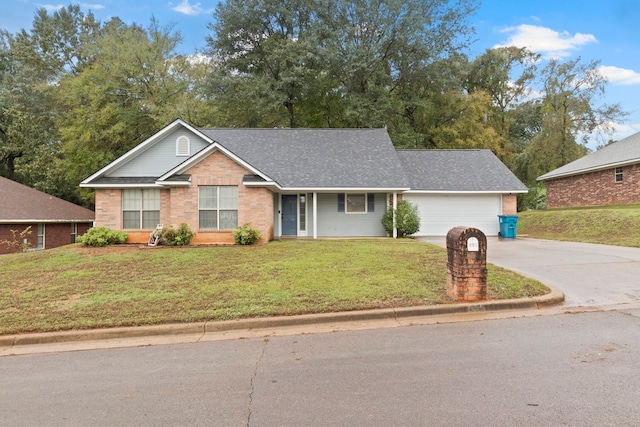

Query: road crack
[247,338,269,426]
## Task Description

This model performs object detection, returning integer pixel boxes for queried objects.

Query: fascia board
[0,219,94,224]
[275,187,411,193]
[79,183,163,188]
[402,189,528,194]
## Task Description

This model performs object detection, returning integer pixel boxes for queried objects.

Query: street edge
[0,286,564,348]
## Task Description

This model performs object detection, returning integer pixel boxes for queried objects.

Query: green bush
[78,227,128,247]
[381,200,421,237]
[233,223,262,245]
[159,223,195,246]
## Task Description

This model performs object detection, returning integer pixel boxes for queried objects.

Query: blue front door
[282,195,297,235]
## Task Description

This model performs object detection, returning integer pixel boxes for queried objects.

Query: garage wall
[403,194,502,236]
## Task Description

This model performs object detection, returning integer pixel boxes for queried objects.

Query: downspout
[392,192,398,239]
[313,192,318,239]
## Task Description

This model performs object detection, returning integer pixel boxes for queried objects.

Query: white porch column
[313,192,318,239]
[392,192,398,239]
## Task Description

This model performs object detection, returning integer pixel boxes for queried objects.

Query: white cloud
[170,0,212,16]
[35,3,65,11]
[598,65,640,85]
[80,3,105,9]
[494,24,597,59]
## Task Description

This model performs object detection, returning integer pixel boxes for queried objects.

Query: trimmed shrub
[381,200,421,237]
[78,227,128,247]
[159,223,195,246]
[233,223,262,245]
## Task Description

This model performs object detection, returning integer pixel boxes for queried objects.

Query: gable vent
[176,136,190,156]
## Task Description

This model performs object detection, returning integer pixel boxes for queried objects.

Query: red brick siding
[95,189,122,229]
[93,150,274,245]
[501,194,517,214]
[0,222,92,254]
[546,164,640,208]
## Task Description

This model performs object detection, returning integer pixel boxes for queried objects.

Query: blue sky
[3,0,640,146]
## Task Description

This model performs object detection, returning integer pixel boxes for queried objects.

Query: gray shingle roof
[397,149,528,192]
[198,128,411,189]
[0,177,94,223]
[538,132,640,181]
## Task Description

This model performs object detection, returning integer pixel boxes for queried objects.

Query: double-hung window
[615,167,623,182]
[199,186,238,230]
[123,189,160,229]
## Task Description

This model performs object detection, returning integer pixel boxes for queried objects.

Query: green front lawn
[0,239,548,335]
[518,204,640,247]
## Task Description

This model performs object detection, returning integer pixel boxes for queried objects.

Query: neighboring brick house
[538,132,640,208]
[0,177,94,254]
[81,119,527,243]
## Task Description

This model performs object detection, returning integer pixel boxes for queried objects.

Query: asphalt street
[2,308,640,426]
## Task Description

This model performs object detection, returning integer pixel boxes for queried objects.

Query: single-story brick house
[0,176,94,254]
[538,132,640,208]
[81,119,527,243]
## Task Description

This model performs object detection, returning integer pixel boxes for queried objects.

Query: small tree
[381,200,421,237]
[0,226,33,253]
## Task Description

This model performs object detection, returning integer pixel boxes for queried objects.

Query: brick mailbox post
[446,226,487,302]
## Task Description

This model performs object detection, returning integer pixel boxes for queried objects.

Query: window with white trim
[37,224,45,249]
[176,135,190,156]
[71,223,77,243]
[199,186,238,230]
[122,189,160,229]
[615,167,623,182]
[338,193,375,214]
[300,194,306,231]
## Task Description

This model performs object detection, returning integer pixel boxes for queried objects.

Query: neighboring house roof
[81,119,526,194]
[538,132,640,181]
[0,176,95,223]
[397,149,528,193]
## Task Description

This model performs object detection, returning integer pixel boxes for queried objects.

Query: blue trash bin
[498,215,518,239]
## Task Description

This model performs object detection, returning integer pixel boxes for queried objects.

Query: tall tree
[316,0,479,128]
[208,0,321,128]
[526,57,627,180]
[55,18,191,204]
[0,30,59,190]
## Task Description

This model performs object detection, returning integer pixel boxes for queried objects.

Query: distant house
[538,132,640,208]
[0,177,94,254]
[80,119,527,244]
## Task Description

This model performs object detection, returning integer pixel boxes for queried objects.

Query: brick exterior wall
[546,163,640,208]
[93,150,275,245]
[0,222,92,254]
[501,194,517,214]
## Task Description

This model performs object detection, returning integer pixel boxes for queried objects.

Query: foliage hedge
[78,227,128,247]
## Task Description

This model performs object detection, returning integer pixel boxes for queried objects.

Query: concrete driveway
[421,237,640,307]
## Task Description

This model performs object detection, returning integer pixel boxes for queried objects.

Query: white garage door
[403,194,502,236]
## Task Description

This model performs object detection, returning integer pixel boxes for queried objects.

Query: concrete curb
[0,285,564,349]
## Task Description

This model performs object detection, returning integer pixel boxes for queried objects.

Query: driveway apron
[420,237,640,307]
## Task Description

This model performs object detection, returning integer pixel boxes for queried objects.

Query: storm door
[282,195,298,236]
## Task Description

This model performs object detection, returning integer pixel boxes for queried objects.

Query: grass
[0,239,548,335]
[518,204,640,247]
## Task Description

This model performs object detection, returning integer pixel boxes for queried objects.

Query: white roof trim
[81,119,214,185]
[80,183,163,188]
[402,189,528,194]
[273,187,411,193]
